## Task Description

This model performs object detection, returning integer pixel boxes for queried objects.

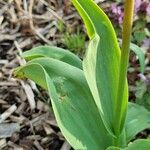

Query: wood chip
[7,141,23,150]
[26,135,41,140]
[0,139,7,149]
[60,141,71,150]
[21,81,36,110]
[0,123,20,138]
[10,115,27,124]
[0,104,17,123]
[34,140,44,150]
[0,81,18,86]
[25,113,49,127]
[37,100,49,112]
[0,16,4,25]
[0,99,7,104]
[43,123,55,135]
[0,59,8,65]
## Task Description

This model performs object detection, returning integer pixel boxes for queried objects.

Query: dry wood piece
[7,141,24,150]
[34,140,44,150]
[0,59,8,65]
[0,81,18,86]
[0,16,4,25]
[25,113,49,127]
[0,123,20,138]
[60,141,71,150]
[0,139,7,149]
[29,0,52,44]
[20,81,36,110]
[26,135,41,140]
[0,104,17,123]
[14,41,26,65]
[10,115,27,124]
[43,123,55,135]
[0,34,21,42]
[0,99,7,104]
[37,100,49,112]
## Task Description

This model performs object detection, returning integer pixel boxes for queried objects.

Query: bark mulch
[0,0,150,150]
[0,0,80,149]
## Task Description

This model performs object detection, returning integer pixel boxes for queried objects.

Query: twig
[14,41,36,110]
[39,0,63,21]
[23,0,28,13]
[0,139,7,149]
[14,0,23,13]
[0,16,4,25]
[14,41,26,65]
[34,141,44,150]
[29,0,51,44]
[60,141,71,150]
[14,40,39,92]
[20,81,36,110]
[0,104,17,123]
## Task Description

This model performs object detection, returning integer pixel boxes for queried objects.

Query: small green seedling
[62,29,86,54]
[14,0,150,149]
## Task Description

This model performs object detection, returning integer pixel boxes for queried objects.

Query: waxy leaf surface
[125,139,150,150]
[125,102,150,142]
[72,0,128,134]
[130,43,145,73]
[22,46,82,69]
[106,140,150,150]
[14,57,112,150]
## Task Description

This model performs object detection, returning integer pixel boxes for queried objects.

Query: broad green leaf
[106,146,122,150]
[125,102,150,142]
[136,91,150,111]
[125,139,150,150]
[14,57,112,150]
[71,0,95,38]
[72,0,128,134]
[135,81,150,111]
[134,30,146,44]
[107,140,150,150]
[22,46,82,69]
[130,43,145,73]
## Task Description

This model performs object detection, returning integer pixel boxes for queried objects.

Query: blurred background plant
[57,0,150,111]
[57,19,86,55]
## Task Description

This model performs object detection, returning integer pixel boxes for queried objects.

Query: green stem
[113,0,135,146]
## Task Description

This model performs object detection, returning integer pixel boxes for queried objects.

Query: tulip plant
[14,0,150,149]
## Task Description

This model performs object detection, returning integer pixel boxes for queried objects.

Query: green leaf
[71,0,95,38]
[135,81,147,100]
[106,146,122,150]
[107,140,150,150]
[135,81,150,111]
[130,43,145,73]
[136,91,150,111]
[125,139,150,150]
[14,57,112,150]
[72,0,128,135]
[134,30,146,44]
[22,46,82,69]
[125,102,150,142]
[62,30,86,53]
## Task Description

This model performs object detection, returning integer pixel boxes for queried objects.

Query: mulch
[0,0,150,150]
[0,0,78,149]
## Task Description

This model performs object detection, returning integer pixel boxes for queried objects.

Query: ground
[0,0,150,150]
